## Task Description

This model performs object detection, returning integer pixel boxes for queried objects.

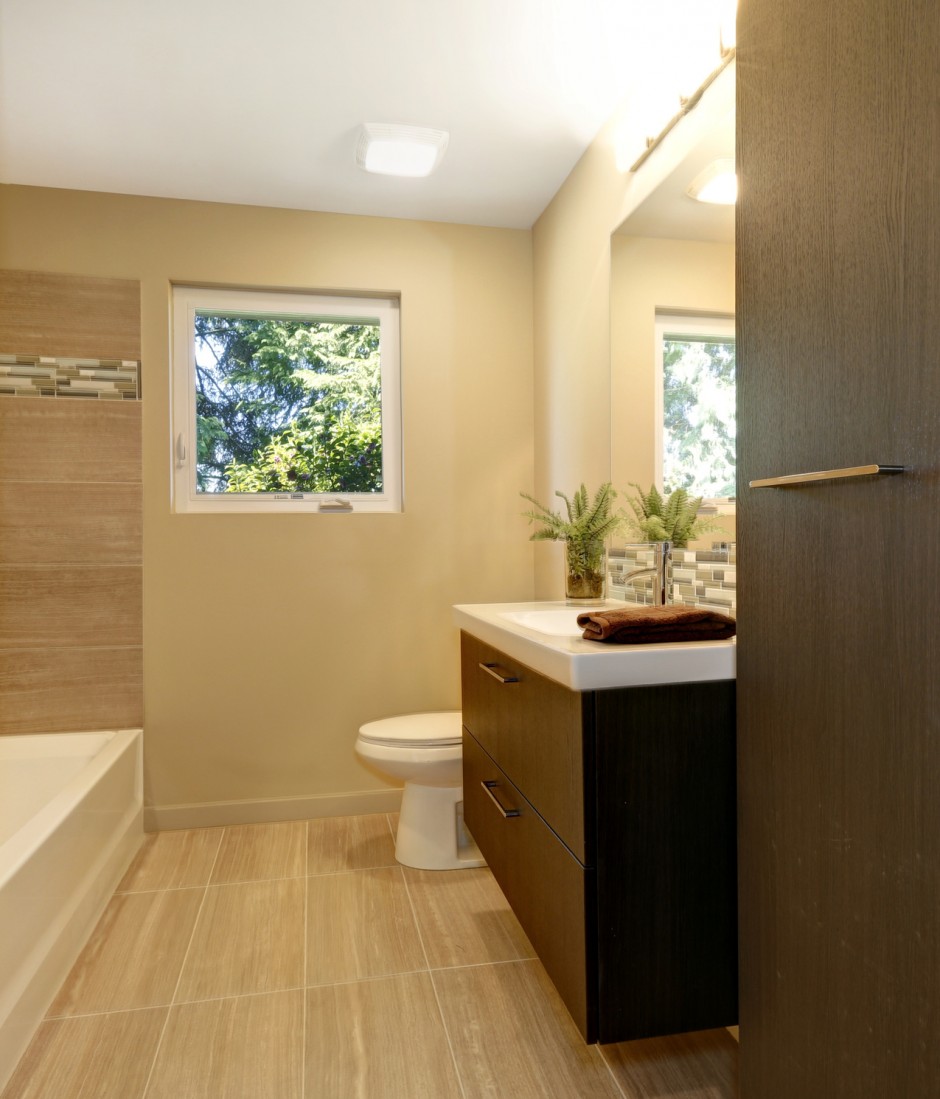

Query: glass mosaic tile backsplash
[0,354,140,399]
[609,543,737,617]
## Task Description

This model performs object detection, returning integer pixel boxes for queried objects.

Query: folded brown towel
[576,604,736,644]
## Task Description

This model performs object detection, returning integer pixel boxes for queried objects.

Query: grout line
[399,864,469,1099]
[0,479,142,487]
[426,956,536,974]
[138,827,225,1099]
[115,863,415,897]
[40,960,539,1024]
[304,965,437,993]
[595,1043,630,1099]
[397,864,430,974]
[301,821,308,1099]
[42,1002,177,1023]
[43,987,310,1022]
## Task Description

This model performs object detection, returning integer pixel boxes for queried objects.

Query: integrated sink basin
[498,607,587,637]
[454,601,735,691]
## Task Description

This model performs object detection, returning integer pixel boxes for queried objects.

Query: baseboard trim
[144,787,403,832]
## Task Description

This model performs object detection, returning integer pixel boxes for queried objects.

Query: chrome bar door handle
[478,662,519,684]
[481,780,520,818]
[749,464,904,489]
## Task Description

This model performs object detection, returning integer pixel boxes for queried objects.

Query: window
[655,313,735,502]
[171,286,401,513]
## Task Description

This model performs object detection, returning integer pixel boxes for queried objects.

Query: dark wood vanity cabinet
[460,631,738,1044]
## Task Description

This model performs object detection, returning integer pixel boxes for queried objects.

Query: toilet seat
[357,711,462,749]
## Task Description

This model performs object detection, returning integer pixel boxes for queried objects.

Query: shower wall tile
[0,483,141,566]
[0,646,143,735]
[0,270,140,361]
[0,566,142,650]
[0,400,141,482]
[0,354,140,400]
[0,270,143,739]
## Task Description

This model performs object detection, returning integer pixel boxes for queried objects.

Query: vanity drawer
[460,632,590,862]
[463,730,594,1041]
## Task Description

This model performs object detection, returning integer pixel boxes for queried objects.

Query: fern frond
[557,490,576,524]
[520,483,624,550]
[622,483,719,547]
[581,482,615,535]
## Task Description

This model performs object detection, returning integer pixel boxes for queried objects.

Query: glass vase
[564,540,606,605]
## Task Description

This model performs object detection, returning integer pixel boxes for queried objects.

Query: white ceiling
[0,0,691,229]
[616,106,735,243]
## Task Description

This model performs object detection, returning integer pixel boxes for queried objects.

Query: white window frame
[654,311,736,509]
[171,285,402,514]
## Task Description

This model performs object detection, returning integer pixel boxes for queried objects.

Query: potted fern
[623,484,717,548]
[521,483,623,602]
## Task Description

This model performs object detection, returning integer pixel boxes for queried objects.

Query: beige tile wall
[0,271,142,735]
[0,271,140,361]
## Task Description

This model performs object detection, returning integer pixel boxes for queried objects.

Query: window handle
[175,433,187,467]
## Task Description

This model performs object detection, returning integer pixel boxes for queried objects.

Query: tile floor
[2,813,738,1098]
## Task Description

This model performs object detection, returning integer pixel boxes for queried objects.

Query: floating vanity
[453,601,737,1044]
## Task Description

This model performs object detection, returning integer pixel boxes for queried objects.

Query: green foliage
[663,336,736,498]
[224,416,382,493]
[520,483,623,577]
[624,483,718,549]
[193,314,382,494]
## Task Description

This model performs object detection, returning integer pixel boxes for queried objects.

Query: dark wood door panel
[737,0,940,1094]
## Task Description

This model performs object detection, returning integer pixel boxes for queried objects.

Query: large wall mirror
[611,59,736,547]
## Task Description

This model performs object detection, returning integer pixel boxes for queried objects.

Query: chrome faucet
[617,541,672,606]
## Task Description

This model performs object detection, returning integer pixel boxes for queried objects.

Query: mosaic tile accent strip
[609,543,737,617]
[0,353,140,399]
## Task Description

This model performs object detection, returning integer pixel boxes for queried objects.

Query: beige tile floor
[2,813,738,1099]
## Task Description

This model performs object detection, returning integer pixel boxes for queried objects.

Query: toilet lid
[358,711,463,747]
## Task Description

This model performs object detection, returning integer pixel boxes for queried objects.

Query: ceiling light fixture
[686,158,737,204]
[356,123,449,178]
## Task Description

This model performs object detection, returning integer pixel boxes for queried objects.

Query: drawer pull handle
[479,662,519,684]
[481,780,520,818]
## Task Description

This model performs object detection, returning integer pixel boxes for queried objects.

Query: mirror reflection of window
[655,313,735,501]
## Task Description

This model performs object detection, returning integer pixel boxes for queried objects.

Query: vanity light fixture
[686,158,737,204]
[356,123,449,178]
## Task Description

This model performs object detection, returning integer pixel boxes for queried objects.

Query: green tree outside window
[663,334,735,499]
[192,314,383,494]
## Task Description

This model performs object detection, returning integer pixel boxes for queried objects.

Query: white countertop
[453,601,736,691]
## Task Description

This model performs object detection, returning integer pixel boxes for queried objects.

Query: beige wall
[530,99,656,599]
[531,73,736,594]
[530,136,621,597]
[0,185,533,821]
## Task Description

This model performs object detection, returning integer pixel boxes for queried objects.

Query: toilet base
[395,782,486,871]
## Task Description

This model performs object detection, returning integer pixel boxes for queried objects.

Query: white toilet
[355,711,485,871]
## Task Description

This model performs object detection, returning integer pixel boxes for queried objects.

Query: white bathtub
[0,729,143,1090]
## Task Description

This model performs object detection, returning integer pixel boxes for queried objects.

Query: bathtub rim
[0,727,143,1093]
[0,728,142,894]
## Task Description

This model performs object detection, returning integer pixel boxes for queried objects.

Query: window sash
[171,286,402,514]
